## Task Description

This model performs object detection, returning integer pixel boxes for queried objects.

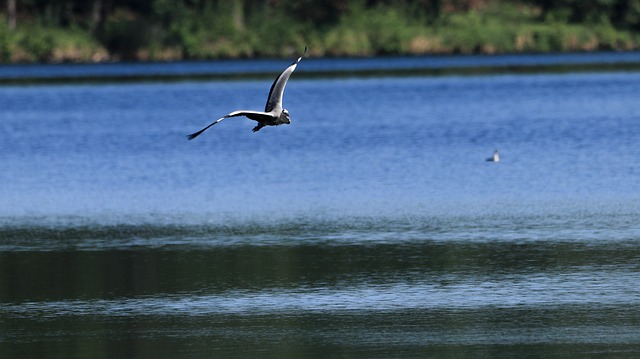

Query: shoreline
[2,50,640,85]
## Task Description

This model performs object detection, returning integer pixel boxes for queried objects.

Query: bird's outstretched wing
[264,47,307,113]
[186,110,273,140]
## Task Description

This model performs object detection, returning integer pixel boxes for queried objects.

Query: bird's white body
[487,150,500,162]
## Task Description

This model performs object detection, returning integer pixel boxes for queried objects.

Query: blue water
[2,50,640,80]
[1,56,640,357]
[2,70,640,222]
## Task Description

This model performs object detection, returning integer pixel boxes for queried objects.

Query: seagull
[486,150,500,162]
[187,47,307,140]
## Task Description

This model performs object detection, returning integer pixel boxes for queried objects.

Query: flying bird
[187,47,307,140]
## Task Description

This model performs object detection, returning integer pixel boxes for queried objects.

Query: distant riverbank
[1,1,639,64]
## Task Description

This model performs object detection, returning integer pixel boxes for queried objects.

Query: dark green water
[2,213,640,358]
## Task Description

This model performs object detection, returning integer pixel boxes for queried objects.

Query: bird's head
[281,109,291,124]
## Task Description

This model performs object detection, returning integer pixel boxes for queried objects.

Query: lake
[1,53,640,358]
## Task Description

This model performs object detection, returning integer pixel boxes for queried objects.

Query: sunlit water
[1,55,640,357]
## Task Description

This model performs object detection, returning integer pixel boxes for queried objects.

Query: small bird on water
[187,47,307,140]
[486,150,500,162]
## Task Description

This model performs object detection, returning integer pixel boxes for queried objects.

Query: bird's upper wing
[264,47,307,113]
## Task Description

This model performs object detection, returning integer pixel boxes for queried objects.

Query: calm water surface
[1,55,640,358]
[2,50,640,81]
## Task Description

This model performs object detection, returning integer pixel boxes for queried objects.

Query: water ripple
[3,270,638,318]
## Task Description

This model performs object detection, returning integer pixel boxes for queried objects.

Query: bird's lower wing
[186,110,273,140]
[186,117,226,140]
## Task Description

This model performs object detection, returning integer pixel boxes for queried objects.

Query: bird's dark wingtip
[186,131,201,141]
[295,47,307,63]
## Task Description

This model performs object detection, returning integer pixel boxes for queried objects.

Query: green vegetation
[1,0,640,63]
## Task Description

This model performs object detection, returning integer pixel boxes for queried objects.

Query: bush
[0,21,12,62]
[324,5,418,56]
[247,12,308,57]
[18,27,55,61]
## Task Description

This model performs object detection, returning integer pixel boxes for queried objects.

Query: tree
[91,0,106,32]
[232,0,244,30]
[7,0,16,30]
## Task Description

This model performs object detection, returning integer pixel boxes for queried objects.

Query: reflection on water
[4,270,640,316]
[2,215,640,357]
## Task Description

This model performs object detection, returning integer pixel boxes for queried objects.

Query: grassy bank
[1,1,639,63]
